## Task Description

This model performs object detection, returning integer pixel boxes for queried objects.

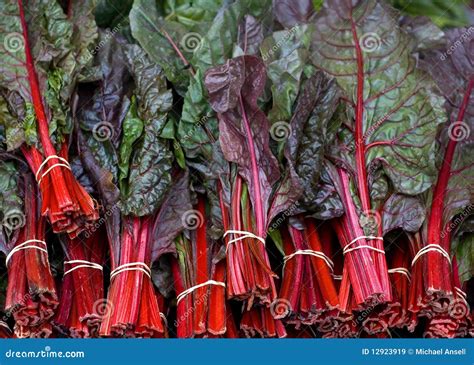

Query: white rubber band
[5,239,48,266]
[343,245,385,255]
[64,260,103,276]
[411,244,451,267]
[455,287,467,299]
[342,236,384,255]
[388,267,411,281]
[176,280,225,305]
[159,312,167,326]
[283,249,334,272]
[110,262,151,280]
[224,230,265,246]
[332,275,343,280]
[35,155,71,185]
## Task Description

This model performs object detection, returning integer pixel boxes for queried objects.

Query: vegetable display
[0,0,471,339]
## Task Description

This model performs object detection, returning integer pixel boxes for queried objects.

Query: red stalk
[424,77,474,296]
[4,173,58,338]
[17,0,98,237]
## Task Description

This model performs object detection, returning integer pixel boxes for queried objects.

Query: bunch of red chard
[172,196,234,338]
[54,227,107,338]
[1,170,57,338]
[0,0,99,238]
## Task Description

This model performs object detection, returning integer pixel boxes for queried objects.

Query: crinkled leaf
[120,45,174,216]
[284,72,340,212]
[191,0,272,72]
[77,33,131,182]
[69,0,99,69]
[261,24,313,124]
[161,0,224,28]
[120,125,173,216]
[399,16,445,51]
[235,15,263,56]
[150,171,192,261]
[452,232,474,283]
[0,161,23,237]
[382,193,426,234]
[205,55,281,230]
[309,161,344,220]
[0,0,96,146]
[130,0,195,94]
[177,70,218,159]
[118,96,143,190]
[312,0,445,196]
[273,0,315,28]
[417,27,474,227]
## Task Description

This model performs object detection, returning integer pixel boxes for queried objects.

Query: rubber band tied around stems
[5,239,48,266]
[223,230,265,252]
[176,280,226,305]
[64,260,103,276]
[283,249,334,272]
[388,267,411,281]
[455,287,467,299]
[35,155,71,185]
[342,235,384,255]
[110,262,151,280]
[411,244,451,267]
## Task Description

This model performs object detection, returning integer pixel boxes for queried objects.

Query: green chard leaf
[119,45,174,216]
[0,161,23,237]
[0,0,98,149]
[261,24,313,125]
[191,0,272,73]
[160,0,224,28]
[312,0,446,197]
[452,231,474,284]
[417,27,474,231]
[130,0,196,94]
[284,72,341,214]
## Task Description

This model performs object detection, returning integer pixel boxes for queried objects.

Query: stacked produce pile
[0,0,471,338]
